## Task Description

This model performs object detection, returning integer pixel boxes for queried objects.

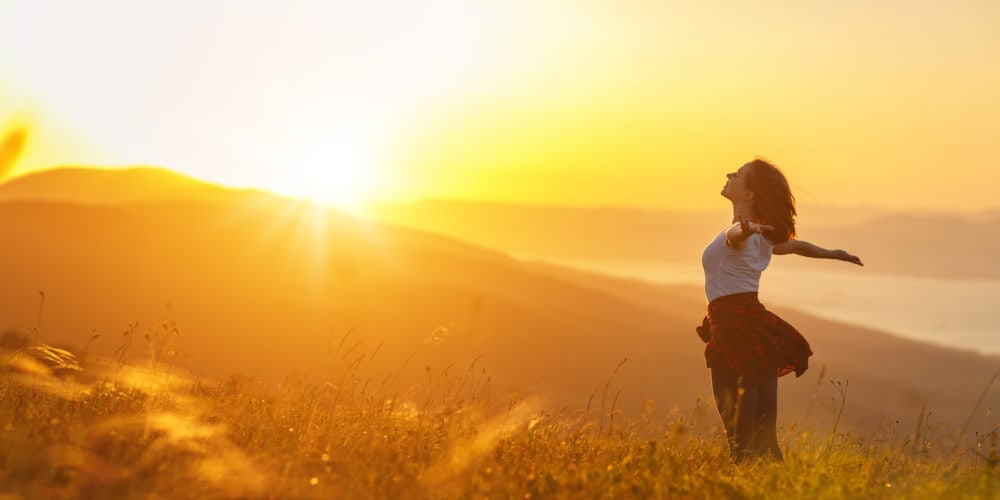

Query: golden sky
[0,0,997,211]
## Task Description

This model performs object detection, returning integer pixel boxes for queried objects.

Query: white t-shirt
[701,225,773,303]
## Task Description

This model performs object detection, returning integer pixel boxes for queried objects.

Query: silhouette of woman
[697,158,862,462]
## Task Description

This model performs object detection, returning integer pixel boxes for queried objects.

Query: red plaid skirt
[696,292,812,383]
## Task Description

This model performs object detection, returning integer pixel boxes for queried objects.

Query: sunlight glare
[273,145,379,212]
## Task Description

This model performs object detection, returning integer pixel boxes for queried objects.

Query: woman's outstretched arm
[772,239,863,266]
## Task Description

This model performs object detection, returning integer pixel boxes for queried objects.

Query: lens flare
[0,126,27,181]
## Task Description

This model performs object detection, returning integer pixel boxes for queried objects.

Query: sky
[0,0,997,211]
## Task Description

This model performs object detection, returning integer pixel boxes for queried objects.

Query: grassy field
[2,341,999,499]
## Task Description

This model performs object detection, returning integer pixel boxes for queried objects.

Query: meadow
[2,333,999,499]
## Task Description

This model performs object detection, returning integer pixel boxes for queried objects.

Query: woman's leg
[712,369,784,462]
[711,368,758,461]
[751,371,783,461]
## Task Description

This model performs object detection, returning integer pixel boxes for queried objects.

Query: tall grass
[2,334,999,499]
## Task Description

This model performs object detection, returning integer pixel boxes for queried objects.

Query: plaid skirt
[696,292,812,383]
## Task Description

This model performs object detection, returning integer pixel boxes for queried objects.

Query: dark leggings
[711,368,783,462]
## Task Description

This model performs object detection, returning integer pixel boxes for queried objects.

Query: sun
[273,149,380,213]
[287,167,373,210]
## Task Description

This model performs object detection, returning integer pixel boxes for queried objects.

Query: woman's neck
[730,200,756,223]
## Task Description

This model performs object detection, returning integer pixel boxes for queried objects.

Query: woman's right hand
[737,214,774,234]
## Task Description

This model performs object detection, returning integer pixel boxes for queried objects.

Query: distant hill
[0,167,997,435]
[369,199,1000,279]
[0,166,269,206]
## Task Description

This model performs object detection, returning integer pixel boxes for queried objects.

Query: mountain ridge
[0,166,270,206]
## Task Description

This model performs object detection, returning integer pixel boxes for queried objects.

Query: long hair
[745,158,797,244]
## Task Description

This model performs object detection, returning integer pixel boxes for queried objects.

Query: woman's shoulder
[742,233,774,258]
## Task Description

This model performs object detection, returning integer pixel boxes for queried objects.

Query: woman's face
[721,163,753,201]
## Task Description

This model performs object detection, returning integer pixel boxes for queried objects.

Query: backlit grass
[2,343,999,498]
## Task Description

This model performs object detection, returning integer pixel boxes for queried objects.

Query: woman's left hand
[834,250,864,266]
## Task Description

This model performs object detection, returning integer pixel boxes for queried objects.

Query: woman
[697,158,862,462]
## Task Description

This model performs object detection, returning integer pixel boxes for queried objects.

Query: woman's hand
[834,249,864,266]
[737,214,774,234]
[727,215,775,249]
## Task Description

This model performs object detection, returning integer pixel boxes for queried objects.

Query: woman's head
[743,158,797,244]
